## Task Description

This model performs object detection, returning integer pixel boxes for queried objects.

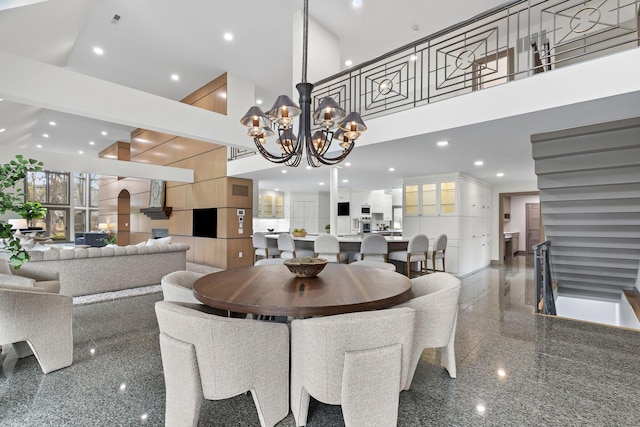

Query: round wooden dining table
[192,263,414,317]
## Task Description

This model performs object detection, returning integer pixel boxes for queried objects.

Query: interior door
[526,203,541,253]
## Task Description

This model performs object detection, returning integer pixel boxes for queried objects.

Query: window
[26,171,69,205]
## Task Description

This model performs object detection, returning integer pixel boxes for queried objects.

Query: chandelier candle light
[240,0,367,167]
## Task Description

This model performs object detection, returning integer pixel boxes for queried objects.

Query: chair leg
[159,333,203,427]
[441,314,457,378]
[251,380,289,427]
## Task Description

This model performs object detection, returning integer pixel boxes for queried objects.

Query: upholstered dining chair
[252,232,274,263]
[353,233,388,262]
[350,260,396,271]
[313,234,348,263]
[277,233,314,259]
[290,307,416,427]
[427,234,448,273]
[155,301,290,427]
[161,270,204,304]
[254,258,286,266]
[0,283,73,373]
[388,234,429,277]
[394,272,461,390]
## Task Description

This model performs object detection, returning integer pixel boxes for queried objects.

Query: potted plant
[325,224,330,233]
[0,155,46,268]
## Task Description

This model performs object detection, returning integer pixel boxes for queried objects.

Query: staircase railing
[534,240,556,315]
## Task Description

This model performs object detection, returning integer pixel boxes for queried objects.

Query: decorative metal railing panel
[230,0,639,161]
[311,0,639,121]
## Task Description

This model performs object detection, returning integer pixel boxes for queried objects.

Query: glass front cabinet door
[404,180,457,216]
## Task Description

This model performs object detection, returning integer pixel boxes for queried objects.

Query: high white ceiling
[0,0,638,192]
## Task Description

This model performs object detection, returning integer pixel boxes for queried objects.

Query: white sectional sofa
[10,243,190,297]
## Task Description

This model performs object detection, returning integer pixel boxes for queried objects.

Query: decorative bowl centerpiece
[284,257,328,278]
[292,228,307,237]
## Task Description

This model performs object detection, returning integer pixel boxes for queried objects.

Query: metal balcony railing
[311,0,639,121]
[230,0,639,161]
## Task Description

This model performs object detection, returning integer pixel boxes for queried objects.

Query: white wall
[505,194,540,252]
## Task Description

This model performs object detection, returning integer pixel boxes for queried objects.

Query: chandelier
[240,0,367,167]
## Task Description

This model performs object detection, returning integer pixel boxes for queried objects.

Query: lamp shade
[98,223,108,231]
[8,219,28,230]
[313,96,346,129]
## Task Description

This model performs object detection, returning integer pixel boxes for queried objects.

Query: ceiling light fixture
[49,121,56,126]
[496,172,505,177]
[389,167,395,172]
[345,60,353,66]
[93,46,104,55]
[240,0,366,167]
[256,99,263,105]
[223,32,233,41]
[437,140,449,146]
[78,150,84,154]
[36,144,42,148]
[43,133,49,138]
[171,74,180,81]
[89,141,96,145]
[101,131,107,135]
[474,160,484,166]
[352,0,363,7]
[0,128,5,133]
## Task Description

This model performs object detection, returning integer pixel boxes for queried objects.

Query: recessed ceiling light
[36,144,42,148]
[256,99,263,105]
[93,46,104,55]
[306,166,312,170]
[437,140,448,146]
[49,121,56,126]
[389,167,395,172]
[219,92,227,99]
[352,0,362,7]
[89,141,95,145]
[274,188,279,191]
[78,150,84,154]
[0,98,3,101]
[497,369,506,377]
[171,74,180,81]
[281,170,287,174]
[474,160,484,166]
[342,179,349,183]
[101,131,107,136]
[410,55,418,61]
[0,128,5,133]
[345,162,351,166]
[496,172,505,177]
[223,32,233,41]
[344,60,353,66]
[319,182,325,186]
[42,133,49,138]
[476,404,486,413]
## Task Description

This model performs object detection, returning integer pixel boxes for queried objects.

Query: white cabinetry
[258,191,285,218]
[403,173,491,276]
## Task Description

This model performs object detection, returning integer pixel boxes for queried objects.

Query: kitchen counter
[265,234,409,243]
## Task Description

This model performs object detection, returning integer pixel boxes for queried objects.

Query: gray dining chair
[313,234,348,263]
[394,272,461,389]
[155,301,290,427]
[350,260,396,271]
[353,234,388,262]
[427,234,448,273]
[290,307,416,427]
[161,270,204,304]
[252,232,274,263]
[277,233,314,259]
[388,234,429,277]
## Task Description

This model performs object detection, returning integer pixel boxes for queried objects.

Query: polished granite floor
[2,256,639,426]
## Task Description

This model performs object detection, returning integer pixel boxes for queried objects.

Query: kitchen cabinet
[404,179,457,217]
[258,191,284,218]
[403,173,491,276]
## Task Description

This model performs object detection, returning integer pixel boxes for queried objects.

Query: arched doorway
[117,190,131,246]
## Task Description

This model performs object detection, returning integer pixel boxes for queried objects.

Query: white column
[330,167,338,236]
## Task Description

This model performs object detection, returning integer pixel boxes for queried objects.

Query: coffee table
[193,264,413,317]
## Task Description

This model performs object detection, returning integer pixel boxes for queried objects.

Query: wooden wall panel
[181,73,227,107]
[130,130,176,158]
[167,148,227,185]
[226,178,254,208]
[226,238,254,269]
[192,87,227,115]
[166,184,195,211]
[168,210,192,236]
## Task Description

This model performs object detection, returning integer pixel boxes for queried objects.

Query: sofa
[9,243,190,297]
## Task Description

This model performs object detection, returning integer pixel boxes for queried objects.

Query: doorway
[498,191,540,263]
[117,190,131,246]
[526,203,541,253]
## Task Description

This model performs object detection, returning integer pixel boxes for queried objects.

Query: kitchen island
[264,233,409,262]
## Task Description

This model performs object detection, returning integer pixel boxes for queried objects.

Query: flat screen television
[193,208,218,238]
[337,202,350,216]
